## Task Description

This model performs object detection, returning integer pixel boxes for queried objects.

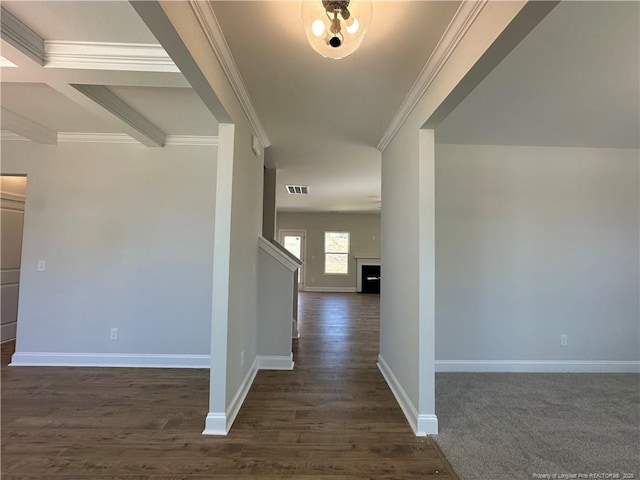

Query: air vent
[286,185,309,195]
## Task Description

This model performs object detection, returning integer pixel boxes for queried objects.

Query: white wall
[380,125,421,407]
[435,144,640,368]
[380,1,531,435]
[142,1,267,434]
[276,212,380,291]
[1,140,216,362]
[257,241,296,364]
[225,120,263,406]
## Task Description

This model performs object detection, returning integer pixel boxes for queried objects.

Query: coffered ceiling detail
[0,2,217,147]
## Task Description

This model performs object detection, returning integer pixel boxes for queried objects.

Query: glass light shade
[301,0,373,60]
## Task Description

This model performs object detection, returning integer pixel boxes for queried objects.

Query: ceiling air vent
[286,185,309,195]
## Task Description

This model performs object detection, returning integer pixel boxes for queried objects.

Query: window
[324,231,350,274]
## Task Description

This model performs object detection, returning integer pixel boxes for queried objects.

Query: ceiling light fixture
[302,0,372,59]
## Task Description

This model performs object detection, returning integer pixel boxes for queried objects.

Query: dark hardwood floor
[1,292,457,479]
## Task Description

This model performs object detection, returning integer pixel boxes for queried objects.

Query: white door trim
[278,229,307,291]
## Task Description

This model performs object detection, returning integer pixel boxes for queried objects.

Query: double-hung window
[324,231,350,274]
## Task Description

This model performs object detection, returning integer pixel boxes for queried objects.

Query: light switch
[37,260,46,272]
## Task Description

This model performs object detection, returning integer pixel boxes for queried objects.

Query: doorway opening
[1,175,27,345]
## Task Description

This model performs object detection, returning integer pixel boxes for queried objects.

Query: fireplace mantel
[355,256,381,292]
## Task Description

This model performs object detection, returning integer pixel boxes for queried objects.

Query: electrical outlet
[560,334,568,347]
[240,350,245,367]
[110,328,118,341]
[37,260,46,272]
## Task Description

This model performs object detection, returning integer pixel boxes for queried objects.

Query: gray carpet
[435,373,640,480]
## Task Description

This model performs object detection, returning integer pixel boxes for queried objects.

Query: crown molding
[0,56,18,68]
[4,130,219,146]
[165,135,218,146]
[0,131,29,142]
[1,108,57,144]
[56,133,218,146]
[377,0,488,152]
[45,41,179,73]
[0,6,45,65]
[71,84,166,147]
[0,10,178,73]
[57,133,138,144]
[187,1,271,149]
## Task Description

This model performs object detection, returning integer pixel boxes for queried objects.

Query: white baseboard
[224,356,259,432]
[436,360,640,373]
[304,286,357,293]
[203,352,295,436]
[258,354,294,370]
[202,412,227,435]
[203,356,258,436]
[417,414,439,436]
[10,352,210,369]
[377,354,438,436]
[1,323,17,343]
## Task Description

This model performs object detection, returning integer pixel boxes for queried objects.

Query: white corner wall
[379,0,536,436]
[144,0,267,436]
[257,238,296,368]
[205,119,264,435]
[435,144,640,371]
[225,119,263,406]
[2,140,217,367]
[380,124,421,409]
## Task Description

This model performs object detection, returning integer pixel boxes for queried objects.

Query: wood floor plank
[1,292,458,479]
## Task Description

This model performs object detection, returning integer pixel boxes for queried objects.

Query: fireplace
[361,264,381,294]
[355,256,381,293]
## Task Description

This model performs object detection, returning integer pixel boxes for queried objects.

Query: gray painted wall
[276,212,380,291]
[1,140,216,356]
[435,144,640,363]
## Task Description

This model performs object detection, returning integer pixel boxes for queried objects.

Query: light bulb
[346,17,359,35]
[311,19,325,37]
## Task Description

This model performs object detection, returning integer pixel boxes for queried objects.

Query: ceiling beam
[1,6,180,76]
[0,6,45,66]
[130,0,232,125]
[45,41,180,73]
[377,0,559,151]
[187,1,270,149]
[423,0,560,129]
[0,63,189,88]
[69,84,166,147]
[1,108,57,144]
[1,5,216,149]
[377,1,489,152]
